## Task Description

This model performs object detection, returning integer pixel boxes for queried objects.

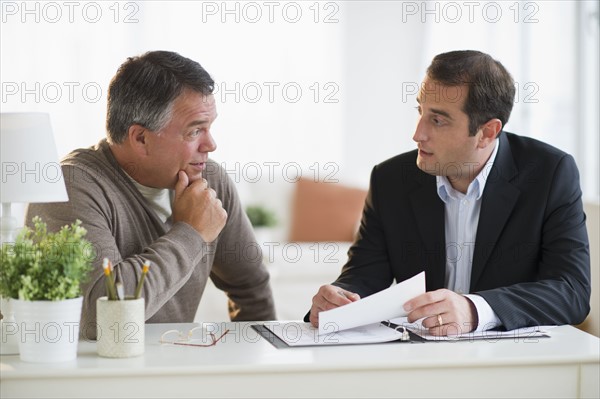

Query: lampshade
[1,113,68,203]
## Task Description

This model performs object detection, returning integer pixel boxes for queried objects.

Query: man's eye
[415,106,422,115]
[189,129,201,137]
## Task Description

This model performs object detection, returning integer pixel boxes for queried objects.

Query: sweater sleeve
[205,162,276,321]
[26,162,215,339]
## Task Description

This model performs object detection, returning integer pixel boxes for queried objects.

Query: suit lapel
[409,174,446,290]
[470,133,520,290]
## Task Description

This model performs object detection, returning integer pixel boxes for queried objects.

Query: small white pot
[11,296,83,363]
[96,296,145,358]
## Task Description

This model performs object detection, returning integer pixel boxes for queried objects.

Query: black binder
[252,321,426,349]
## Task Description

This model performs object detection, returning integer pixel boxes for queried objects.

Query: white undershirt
[124,173,172,223]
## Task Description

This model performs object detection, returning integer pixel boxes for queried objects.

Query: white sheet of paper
[411,325,553,341]
[318,271,426,335]
[387,316,555,341]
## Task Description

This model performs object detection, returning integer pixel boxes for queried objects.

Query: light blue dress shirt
[436,138,502,332]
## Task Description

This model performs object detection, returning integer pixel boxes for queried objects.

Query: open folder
[253,320,413,348]
[253,272,426,347]
[252,272,552,348]
[253,320,552,348]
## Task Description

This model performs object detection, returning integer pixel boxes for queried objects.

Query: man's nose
[200,132,217,152]
[412,117,427,143]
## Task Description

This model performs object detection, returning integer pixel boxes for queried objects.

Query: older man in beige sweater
[26,51,275,338]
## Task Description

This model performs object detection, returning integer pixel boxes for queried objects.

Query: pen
[134,261,150,299]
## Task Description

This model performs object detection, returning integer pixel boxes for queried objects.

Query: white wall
[2,0,598,329]
[1,1,598,229]
[341,2,427,188]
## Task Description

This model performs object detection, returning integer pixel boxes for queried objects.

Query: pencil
[107,259,120,299]
[103,258,118,300]
[114,265,124,300]
[134,261,150,299]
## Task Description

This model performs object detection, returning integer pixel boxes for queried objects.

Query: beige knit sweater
[26,139,275,339]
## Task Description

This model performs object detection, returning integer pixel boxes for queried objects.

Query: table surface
[1,322,599,398]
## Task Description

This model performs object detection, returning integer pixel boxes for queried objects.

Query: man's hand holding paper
[311,272,426,335]
[309,287,361,327]
[404,289,479,336]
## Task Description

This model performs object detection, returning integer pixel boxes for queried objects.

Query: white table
[1,323,599,398]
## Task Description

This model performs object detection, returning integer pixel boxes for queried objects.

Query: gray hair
[106,51,215,144]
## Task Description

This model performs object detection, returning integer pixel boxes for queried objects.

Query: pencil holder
[96,296,145,358]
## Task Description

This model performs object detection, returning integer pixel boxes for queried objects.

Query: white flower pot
[0,297,20,355]
[12,297,83,363]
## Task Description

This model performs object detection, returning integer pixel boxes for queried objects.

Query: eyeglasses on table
[159,326,230,347]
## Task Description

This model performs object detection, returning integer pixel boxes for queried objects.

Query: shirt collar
[436,137,500,203]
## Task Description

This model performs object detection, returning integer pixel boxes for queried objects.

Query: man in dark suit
[307,50,590,336]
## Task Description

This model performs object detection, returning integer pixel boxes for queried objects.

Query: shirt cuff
[465,294,502,332]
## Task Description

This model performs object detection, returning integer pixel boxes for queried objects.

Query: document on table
[392,317,555,341]
[256,318,553,348]
[253,272,424,347]
[318,271,426,335]
[254,270,551,348]
[259,321,408,347]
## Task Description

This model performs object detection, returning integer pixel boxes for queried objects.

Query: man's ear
[478,118,502,148]
[127,124,149,155]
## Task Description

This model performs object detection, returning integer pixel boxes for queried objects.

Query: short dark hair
[426,50,515,136]
[106,51,215,144]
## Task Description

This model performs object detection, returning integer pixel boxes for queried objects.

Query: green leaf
[245,206,278,227]
[0,217,94,301]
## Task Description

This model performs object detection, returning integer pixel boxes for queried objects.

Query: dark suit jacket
[313,132,590,330]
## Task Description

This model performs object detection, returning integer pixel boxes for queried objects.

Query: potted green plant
[0,216,93,362]
[245,205,278,258]
[246,205,278,229]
